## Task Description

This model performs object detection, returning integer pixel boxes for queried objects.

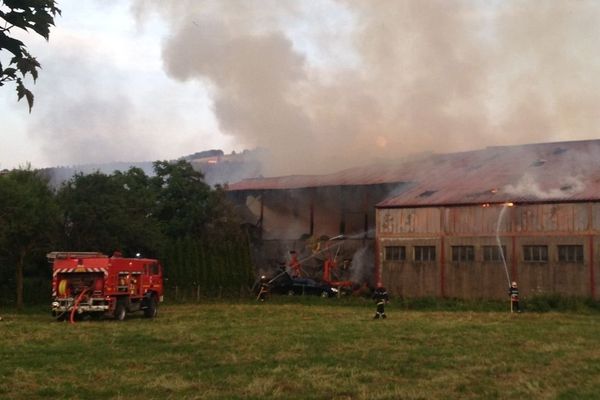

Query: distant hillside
[43,149,265,187]
[181,149,224,160]
[187,149,265,187]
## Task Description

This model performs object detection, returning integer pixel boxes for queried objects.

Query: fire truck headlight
[52,301,59,308]
[331,287,339,293]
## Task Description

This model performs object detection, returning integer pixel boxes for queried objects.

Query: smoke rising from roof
[503,174,585,200]
[134,0,600,176]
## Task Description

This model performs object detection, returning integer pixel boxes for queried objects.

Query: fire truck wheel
[143,296,158,318]
[114,302,127,321]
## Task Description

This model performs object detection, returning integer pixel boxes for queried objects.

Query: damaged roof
[226,153,450,191]
[227,139,600,207]
[378,139,600,207]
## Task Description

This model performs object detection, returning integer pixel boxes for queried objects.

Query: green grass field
[1,299,599,399]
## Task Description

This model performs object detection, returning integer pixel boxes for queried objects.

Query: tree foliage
[56,168,163,257]
[0,167,60,309]
[152,160,213,238]
[0,0,61,111]
[151,160,253,293]
[0,160,254,306]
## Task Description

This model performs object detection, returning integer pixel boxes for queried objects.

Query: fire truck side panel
[50,253,164,319]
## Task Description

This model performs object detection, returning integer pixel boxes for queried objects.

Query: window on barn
[523,245,548,262]
[452,246,475,262]
[483,246,507,262]
[384,246,406,261]
[414,246,436,262]
[558,245,584,263]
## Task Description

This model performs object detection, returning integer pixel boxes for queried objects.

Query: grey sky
[0,0,226,169]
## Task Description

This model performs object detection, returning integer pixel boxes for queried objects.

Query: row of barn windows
[384,245,584,263]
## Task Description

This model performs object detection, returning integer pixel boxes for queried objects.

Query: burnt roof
[226,155,433,191]
[378,139,600,207]
[227,139,600,207]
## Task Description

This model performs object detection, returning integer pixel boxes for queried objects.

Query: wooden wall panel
[378,208,441,235]
[378,202,599,299]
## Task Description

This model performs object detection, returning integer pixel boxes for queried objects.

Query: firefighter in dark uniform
[256,275,270,302]
[372,286,389,319]
[509,281,521,312]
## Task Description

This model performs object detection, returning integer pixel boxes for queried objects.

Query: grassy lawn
[0,300,599,400]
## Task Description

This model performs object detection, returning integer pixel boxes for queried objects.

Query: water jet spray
[495,203,513,288]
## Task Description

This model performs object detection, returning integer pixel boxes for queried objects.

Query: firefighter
[372,286,389,319]
[256,276,270,302]
[288,250,301,278]
[509,281,521,313]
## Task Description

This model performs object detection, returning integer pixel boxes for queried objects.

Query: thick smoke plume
[134,0,600,176]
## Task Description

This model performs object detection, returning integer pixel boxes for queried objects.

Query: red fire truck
[49,251,164,322]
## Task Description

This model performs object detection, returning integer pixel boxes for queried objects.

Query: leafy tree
[112,167,164,255]
[0,0,61,111]
[152,160,213,238]
[57,168,163,257]
[152,160,253,293]
[0,167,59,310]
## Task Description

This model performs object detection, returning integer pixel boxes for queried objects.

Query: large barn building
[228,139,600,299]
[376,140,600,300]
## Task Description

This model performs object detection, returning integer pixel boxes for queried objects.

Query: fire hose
[298,241,343,265]
[69,288,90,324]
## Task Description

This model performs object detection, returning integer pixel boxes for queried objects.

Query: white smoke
[350,245,374,285]
[503,174,585,199]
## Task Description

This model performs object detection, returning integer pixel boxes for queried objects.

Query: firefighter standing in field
[509,281,521,313]
[372,286,389,319]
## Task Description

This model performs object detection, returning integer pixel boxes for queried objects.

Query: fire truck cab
[49,252,164,321]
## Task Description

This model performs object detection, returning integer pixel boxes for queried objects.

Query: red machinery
[49,251,164,322]
[288,250,302,278]
[320,241,353,290]
[287,236,354,291]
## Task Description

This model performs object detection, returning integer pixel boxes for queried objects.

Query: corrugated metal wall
[378,202,599,299]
